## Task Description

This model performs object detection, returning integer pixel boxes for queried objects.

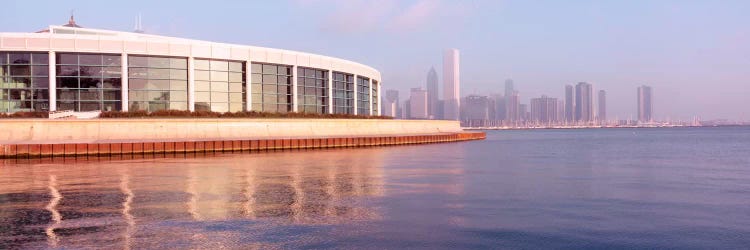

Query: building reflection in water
[119,172,134,250]
[0,148,385,248]
[45,175,61,248]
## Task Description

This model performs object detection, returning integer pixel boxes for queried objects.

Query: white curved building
[0,18,381,115]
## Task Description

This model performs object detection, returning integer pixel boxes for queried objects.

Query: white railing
[48,110,101,119]
[48,110,74,119]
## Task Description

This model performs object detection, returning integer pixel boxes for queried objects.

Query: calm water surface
[1,127,750,249]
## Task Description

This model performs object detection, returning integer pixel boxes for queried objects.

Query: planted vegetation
[99,110,393,119]
[0,111,49,118]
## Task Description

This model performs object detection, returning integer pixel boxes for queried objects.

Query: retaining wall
[0,119,485,158]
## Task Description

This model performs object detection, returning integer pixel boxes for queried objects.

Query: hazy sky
[3,0,749,120]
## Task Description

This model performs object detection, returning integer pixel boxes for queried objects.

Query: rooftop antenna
[134,13,144,33]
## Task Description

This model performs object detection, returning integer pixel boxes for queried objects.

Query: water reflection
[0,149,385,249]
[45,175,61,248]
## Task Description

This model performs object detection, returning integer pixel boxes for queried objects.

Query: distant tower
[565,85,574,123]
[442,49,460,120]
[134,13,145,33]
[637,85,653,122]
[575,82,593,122]
[426,67,439,118]
[598,90,606,123]
[504,79,514,98]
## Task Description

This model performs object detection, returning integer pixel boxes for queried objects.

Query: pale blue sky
[3,0,749,120]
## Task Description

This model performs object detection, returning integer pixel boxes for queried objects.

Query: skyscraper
[575,82,593,122]
[426,67,439,119]
[530,95,558,124]
[504,79,514,98]
[598,90,606,123]
[506,91,519,123]
[565,85,574,123]
[409,87,428,119]
[637,85,653,122]
[442,49,460,120]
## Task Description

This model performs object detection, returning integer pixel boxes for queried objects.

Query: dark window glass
[80,78,101,88]
[9,53,30,64]
[32,66,48,76]
[79,54,102,65]
[10,65,30,76]
[32,77,49,88]
[32,53,49,65]
[58,54,78,65]
[57,77,78,88]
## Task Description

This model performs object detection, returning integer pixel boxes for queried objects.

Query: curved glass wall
[356,76,370,115]
[296,67,328,114]
[0,52,49,112]
[194,59,245,112]
[372,80,378,115]
[332,72,353,114]
[250,63,292,113]
[128,56,187,112]
[56,53,121,111]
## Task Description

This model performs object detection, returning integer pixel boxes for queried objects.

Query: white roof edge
[1,25,380,75]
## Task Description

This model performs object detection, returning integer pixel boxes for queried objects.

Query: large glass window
[194,59,245,112]
[0,52,49,112]
[250,63,292,113]
[357,76,370,115]
[55,53,121,112]
[372,80,379,115]
[128,56,187,112]
[332,72,353,114]
[296,67,328,114]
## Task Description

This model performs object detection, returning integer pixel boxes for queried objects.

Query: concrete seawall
[0,119,485,158]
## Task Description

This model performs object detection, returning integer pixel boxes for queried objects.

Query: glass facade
[56,53,121,111]
[296,67,328,114]
[1,51,379,115]
[128,56,188,112]
[250,63,292,113]
[194,59,245,112]
[372,80,378,115]
[0,52,49,112]
[332,72,354,114]
[356,76,370,115]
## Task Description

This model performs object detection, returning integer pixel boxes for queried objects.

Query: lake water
[1,127,749,249]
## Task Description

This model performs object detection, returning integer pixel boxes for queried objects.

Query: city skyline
[2,1,748,121]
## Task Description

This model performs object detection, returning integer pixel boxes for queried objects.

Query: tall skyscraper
[491,93,506,121]
[383,89,399,118]
[426,67,439,119]
[565,85,574,123]
[575,82,593,122]
[409,87,428,119]
[506,91,519,123]
[442,49,460,120]
[530,95,558,123]
[504,79,514,97]
[637,85,653,122]
[598,90,606,123]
